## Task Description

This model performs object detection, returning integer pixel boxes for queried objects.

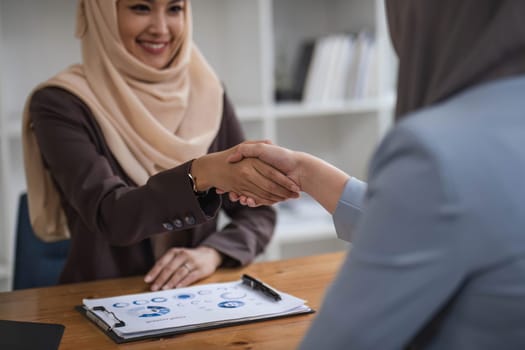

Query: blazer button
[172,219,184,229]
[162,222,174,231]
[184,215,196,225]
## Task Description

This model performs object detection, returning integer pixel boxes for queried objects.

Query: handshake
[191,141,349,213]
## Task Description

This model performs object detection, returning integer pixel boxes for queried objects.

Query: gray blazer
[301,76,525,349]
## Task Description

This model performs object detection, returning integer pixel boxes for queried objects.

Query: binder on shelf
[347,31,376,100]
[302,36,327,103]
[292,30,377,105]
[293,40,316,101]
[76,276,313,344]
[275,40,316,102]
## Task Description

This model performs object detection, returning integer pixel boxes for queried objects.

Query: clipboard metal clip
[92,306,126,328]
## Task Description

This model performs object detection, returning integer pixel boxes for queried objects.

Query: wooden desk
[0,252,345,349]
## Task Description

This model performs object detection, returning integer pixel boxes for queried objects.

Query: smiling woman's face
[117,0,185,69]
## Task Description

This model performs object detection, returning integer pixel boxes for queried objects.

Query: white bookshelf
[0,0,397,290]
[274,95,395,119]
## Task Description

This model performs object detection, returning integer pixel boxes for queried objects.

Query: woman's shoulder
[31,86,85,107]
[29,86,92,123]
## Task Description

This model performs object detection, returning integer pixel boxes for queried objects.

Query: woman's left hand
[144,246,223,291]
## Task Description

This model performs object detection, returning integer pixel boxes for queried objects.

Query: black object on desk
[242,274,282,301]
[0,319,64,350]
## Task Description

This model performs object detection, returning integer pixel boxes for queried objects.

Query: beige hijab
[22,0,223,241]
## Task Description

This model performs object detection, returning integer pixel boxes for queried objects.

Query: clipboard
[76,276,314,343]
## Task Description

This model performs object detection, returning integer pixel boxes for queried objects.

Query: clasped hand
[215,141,303,206]
[192,141,301,207]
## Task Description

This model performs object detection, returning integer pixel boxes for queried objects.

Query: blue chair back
[13,193,70,290]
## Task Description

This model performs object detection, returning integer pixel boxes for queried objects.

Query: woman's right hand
[190,144,300,206]
[227,142,303,185]
[219,142,304,206]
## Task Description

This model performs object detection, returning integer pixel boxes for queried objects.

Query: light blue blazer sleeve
[333,177,367,242]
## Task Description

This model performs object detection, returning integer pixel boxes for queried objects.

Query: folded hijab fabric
[386,0,525,120]
[22,0,224,241]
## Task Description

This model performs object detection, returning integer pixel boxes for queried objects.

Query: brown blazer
[29,87,276,283]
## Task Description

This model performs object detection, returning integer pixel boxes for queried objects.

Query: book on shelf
[302,35,330,103]
[275,40,315,101]
[347,31,376,100]
[278,30,377,105]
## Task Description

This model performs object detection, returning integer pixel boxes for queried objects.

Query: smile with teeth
[139,41,169,54]
[142,42,166,49]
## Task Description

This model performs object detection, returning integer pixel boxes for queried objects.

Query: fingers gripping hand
[208,151,299,205]
[235,157,300,202]
[216,158,302,207]
[144,246,222,291]
[215,190,254,207]
[228,142,301,185]
[222,142,303,206]
[227,140,273,163]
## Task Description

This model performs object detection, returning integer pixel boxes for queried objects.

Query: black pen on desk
[241,274,282,301]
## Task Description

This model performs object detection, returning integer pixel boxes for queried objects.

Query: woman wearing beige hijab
[22,0,297,291]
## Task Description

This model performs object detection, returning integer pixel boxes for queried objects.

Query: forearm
[100,162,221,245]
[297,152,350,214]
